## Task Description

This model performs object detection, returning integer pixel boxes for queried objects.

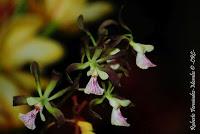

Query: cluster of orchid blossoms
[13,15,156,132]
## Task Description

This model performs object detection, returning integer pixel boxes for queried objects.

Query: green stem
[86,32,97,47]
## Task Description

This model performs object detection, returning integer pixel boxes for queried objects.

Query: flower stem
[86,32,97,47]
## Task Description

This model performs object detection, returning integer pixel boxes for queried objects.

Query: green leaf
[26,97,41,106]
[45,102,65,124]
[97,69,109,80]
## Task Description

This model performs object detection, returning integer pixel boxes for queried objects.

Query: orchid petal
[67,62,90,73]
[136,53,156,69]
[19,109,39,130]
[45,102,65,125]
[108,97,131,109]
[84,76,104,95]
[39,109,46,122]
[27,97,41,106]
[97,69,108,80]
[111,108,130,127]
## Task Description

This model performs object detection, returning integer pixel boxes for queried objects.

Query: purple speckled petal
[111,108,130,127]
[19,109,39,130]
[84,76,104,95]
[136,53,156,69]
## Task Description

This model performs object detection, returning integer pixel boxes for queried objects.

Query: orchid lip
[84,76,104,95]
[19,109,39,130]
[111,108,130,127]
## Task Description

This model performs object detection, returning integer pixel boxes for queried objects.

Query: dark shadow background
[44,0,199,134]
[7,0,199,134]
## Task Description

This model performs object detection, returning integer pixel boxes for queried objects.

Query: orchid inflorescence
[13,14,156,132]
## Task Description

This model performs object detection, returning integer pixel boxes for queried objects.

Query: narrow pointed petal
[19,109,39,130]
[84,76,104,95]
[140,44,154,53]
[108,97,131,109]
[136,53,156,69]
[13,96,28,106]
[45,102,65,125]
[111,108,130,127]
[130,41,154,53]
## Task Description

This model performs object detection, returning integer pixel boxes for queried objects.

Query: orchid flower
[106,91,131,127]
[19,104,42,130]
[111,108,130,127]
[84,75,104,95]
[107,96,131,127]
[89,82,131,126]
[0,15,63,129]
[13,62,71,129]
[129,41,156,69]
[67,16,131,95]
[69,46,107,95]
[117,15,156,69]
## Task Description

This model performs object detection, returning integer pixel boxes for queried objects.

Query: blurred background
[0,0,198,134]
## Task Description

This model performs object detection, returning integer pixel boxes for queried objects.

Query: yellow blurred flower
[0,15,64,129]
[28,0,112,32]
[77,121,95,134]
